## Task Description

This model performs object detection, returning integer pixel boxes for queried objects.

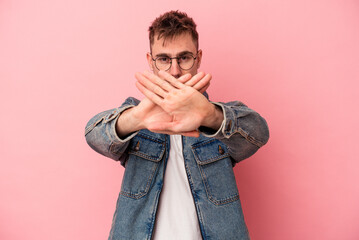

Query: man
[85,11,269,240]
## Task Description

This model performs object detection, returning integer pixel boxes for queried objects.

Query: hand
[116,72,211,137]
[136,71,223,137]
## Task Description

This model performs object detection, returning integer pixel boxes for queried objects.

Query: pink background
[1,0,358,239]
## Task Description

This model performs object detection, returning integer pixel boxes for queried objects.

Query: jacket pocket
[192,139,239,205]
[120,133,165,199]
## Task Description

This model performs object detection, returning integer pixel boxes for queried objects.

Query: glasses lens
[155,57,171,71]
[178,55,195,70]
[154,55,196,71]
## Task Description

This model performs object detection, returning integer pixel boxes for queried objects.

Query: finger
[135,81,163,106]
[148,121,200,136]
[178,73,192,83]
[135,72,168,98]
[148,121,181,133]
[143,70,175,92]
[184,72,205,87]
[148,121,175,131]
[192,73,212,90]
[198,82,210,93]
[180,131,200,137]
[158,70,184,89]
[149,129,199,137]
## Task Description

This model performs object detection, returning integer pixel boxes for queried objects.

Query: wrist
[129,106,146,130]
[201,103,223,130]
[116,107,143,138]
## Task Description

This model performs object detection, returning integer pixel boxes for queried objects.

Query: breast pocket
[192,140,239,205]
[120,133,165,199]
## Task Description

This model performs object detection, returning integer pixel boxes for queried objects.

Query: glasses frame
[151,51,199,71]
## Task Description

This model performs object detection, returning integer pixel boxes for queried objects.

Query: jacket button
[218,145,224,155]
[134,141,140,151]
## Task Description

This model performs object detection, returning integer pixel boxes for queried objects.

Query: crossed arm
[115,70,224,138]
[85,71,269,164]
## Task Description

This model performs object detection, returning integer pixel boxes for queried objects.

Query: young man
[85,11,269,240]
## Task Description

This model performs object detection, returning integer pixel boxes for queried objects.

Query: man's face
[147,33,202,79]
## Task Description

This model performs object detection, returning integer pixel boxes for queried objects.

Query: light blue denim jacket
[85,96,269,240]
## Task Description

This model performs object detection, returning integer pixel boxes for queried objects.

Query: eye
[179,55,191,61]
[157,57,170,63]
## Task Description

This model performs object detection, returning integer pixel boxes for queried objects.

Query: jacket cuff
[198,102,234,139]
[108,105,139,144]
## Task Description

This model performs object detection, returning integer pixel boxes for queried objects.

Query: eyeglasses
[151,52,198,71]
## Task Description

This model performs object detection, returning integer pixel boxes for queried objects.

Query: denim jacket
[85,96,269,240]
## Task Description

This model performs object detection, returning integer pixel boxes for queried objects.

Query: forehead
[151,33,197,55]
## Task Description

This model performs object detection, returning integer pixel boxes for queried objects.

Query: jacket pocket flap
[128,133,165,162]
[192,139,230,165]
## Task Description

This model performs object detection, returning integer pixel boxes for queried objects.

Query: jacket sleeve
[198,101,269,165]
[84,97,140,166]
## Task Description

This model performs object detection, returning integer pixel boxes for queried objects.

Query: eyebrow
[154,51,195,58]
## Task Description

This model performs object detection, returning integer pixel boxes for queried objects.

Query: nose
[168,59,182,78]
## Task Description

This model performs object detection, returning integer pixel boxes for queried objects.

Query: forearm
[115,107,142,138]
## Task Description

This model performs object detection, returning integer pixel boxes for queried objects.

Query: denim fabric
[85,97,269,240]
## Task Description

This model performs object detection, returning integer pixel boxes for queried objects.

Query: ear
[196,49,203,69]
[146,52,154,71]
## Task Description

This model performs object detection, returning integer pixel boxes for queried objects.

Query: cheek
[189,64,199,76]
[152,68,159,75]
[149,61,157,72]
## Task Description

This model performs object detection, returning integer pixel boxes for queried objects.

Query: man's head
[149,10,199,51]
[147,11,202,78]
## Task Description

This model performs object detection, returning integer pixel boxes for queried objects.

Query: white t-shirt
[152,135,202,240]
